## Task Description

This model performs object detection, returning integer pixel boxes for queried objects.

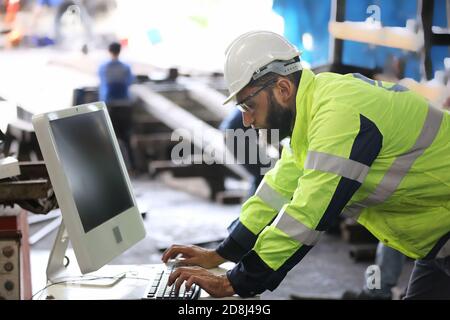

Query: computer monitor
[32,102,146,276]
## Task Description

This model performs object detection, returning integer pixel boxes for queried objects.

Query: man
[163,31,450,299]
[98,42,135,170]
[98,42,134,104]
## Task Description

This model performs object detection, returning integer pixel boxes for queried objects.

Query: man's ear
[274,78,294,106]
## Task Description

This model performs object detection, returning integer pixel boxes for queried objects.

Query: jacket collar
[290,68,316,167]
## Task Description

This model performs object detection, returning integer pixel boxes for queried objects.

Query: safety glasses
[235,79,277,113]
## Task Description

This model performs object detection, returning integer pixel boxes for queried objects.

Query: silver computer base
[45,222,127,288]
[46,221,71,283]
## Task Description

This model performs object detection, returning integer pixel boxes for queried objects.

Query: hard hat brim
[222,91,238,105]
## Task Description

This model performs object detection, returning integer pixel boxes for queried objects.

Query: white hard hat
[223,30,302,105]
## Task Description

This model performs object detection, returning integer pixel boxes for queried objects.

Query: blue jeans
[364,242,406,298]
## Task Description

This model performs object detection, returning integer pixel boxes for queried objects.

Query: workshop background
[0,0,449,300]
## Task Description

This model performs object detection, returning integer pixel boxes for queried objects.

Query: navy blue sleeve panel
[216,221,258,263]
[315,114,382,231]
[216,237,247,263]
[350,115,383,166]
[227,246,312,297]
[315,178,361,231]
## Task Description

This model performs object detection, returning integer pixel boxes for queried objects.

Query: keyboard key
[148,286,158,295]
[145,266,200,300]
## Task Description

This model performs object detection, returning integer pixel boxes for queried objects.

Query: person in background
[343,243,406,299]
[98,41,135,171]
[98,41,134,104]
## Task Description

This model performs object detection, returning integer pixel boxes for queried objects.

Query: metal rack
[326,0,450,81]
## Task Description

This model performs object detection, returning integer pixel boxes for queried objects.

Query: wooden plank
[18,162,48,179]
[329,21,424,52]
[0,180,50,201]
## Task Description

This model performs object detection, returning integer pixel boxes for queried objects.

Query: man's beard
[265,91,295,140]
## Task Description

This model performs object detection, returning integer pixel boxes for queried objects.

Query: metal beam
[130,84,252,181]
[182,80,231,120]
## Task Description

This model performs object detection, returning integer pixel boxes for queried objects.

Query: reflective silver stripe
[305,151,370,183]
[272,207,323,246]
[341,204,364,218]
[437,239,450,258]
[353,73,375,86]
[255,181,290,212]
[343,105,444,219]
[388,83,409,92]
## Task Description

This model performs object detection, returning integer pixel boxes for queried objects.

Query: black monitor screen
[50,110,133,233]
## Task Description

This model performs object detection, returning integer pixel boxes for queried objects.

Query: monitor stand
[46,221,72,283]
[45,222,136,288]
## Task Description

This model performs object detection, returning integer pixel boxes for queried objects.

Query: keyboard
[144,265,201,300]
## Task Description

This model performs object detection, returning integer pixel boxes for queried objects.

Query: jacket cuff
[226,250,272,297]
[226,245,313,297]
[228,221,258,252]
[216,236,247,263]
[216,220,258,263]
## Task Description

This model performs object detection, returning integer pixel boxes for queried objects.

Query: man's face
[236,81,295,139]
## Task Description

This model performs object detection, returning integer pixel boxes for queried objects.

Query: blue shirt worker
[98,42,134,104]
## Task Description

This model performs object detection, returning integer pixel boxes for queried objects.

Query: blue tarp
[272,0,449,80]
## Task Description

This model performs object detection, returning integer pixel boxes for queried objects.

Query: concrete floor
[28,175,414,300]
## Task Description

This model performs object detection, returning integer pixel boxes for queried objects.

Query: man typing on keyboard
[163,30,450,300]
[162,245,236,298]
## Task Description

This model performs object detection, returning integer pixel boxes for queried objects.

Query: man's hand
[168,266,235,298]
[161,244,226,269]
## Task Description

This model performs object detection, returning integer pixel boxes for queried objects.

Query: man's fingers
[162,245,192,262]
[185,275,212,293]
[167,268,182,286]
[161,245,177,262]
[174,273,190,294]
[175,257,197,267]
[168,267,205,286]
[185,275,198,291]
[176,270,233,298]
[162,245,185,262]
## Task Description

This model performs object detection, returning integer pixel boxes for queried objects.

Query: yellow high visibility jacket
[218,69,450,297]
